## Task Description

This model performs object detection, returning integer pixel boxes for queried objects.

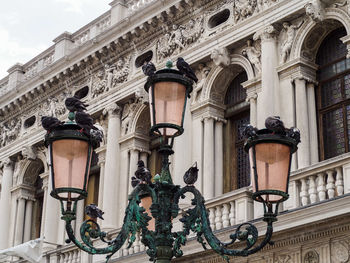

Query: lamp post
[43,65,300,263]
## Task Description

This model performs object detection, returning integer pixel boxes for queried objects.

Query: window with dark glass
[223,71,250,193]
[316,27,350,160]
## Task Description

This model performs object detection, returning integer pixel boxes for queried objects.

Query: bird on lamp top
[65,96,88,112]
[286,127,301,144]
[265,116,286,135]
[134,160,152,185]
[176,57,198,83]
[85,204,104,220]
[241,124,258,139]
[183,162,199,185]
[142,61,156,77]
[41,116,64,132]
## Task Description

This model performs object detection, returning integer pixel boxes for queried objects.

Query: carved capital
[1,158,13,169]
[22,145,37,161]
[103,103,121,117]
[254,25,278,42]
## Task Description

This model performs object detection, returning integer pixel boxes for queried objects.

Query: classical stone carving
[305,0,325,22]
[242,39,261,74]
[210,47,230,67]
[135,86,149,105]
[47,93,68,117]
[103,103,121,117]
[192,63,211,103]
[0,118,22,148]
[156,17,204,60]
[254,25,277,42]
[121,99,138,135]
[304,250,319,263]
[234,0,257,23]
[276,255,292,263]
[112,58,130,87]
[22,146,37,161]
[280,20,304,64]
[91,70,108,98]
[331,241,349,263]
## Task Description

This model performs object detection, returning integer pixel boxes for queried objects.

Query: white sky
[0,0,110,79]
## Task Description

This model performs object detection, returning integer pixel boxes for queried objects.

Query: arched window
[223,71,250,193]
[316,27,350,160]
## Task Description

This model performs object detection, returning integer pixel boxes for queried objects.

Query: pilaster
[109,0,128,25]
[7,63,24,90]
[53,32,73,62]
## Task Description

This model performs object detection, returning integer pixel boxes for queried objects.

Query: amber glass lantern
[244,129,298,204]
[45,124,93,201]
[144,68,193,138]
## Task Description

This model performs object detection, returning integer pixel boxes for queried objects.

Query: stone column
[14,197,26,245]
[23,199,34,242]
[119,149,129,224]
[203,117,215,199]
[102,103,121,229]
[0,158,14,249]
[247,94,258,127]
[128,148,139,194]
[192,117,204,192]
[295,78,310,168]
[214,118,225,196]
[97,151,106,210]
[75,201,85,235]
[140,151,148,166]
[256,25,279,128]
[307,82,319,164]
[43,172,59,245]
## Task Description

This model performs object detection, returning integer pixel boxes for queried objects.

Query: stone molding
[277,57,318,82]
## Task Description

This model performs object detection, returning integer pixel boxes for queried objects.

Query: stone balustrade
[127,0,156,14]
[0,78,9,97]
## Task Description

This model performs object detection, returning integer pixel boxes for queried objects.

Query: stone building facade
[0,0,350,262]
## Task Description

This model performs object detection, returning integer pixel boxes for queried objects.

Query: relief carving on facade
[333,1,350,14]
[305,0,325,22]
[242,39,261,75]
[121,99,138,136]
[210,47,230,67]
[112,57,130,87]
[91,69,108,98]
[156,16,204,61]
[0,118,22,148]
[192,63,212,104]
[280,20,304,64]
[234,0,257,23]
[304,250,319,263]
[331,241,349,263]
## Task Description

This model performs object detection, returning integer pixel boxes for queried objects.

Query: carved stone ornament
[331,241,349,263]
[304,250,319,263]
[135,86,149,105]
[121,99,139,135]
[234,0,257,23]
[210,47,230,67]
[91,69,108,98]
[156,16,204,61]
[112,57,130,87]
[305,0,325,22]
[192,63,211,104]
[0,118,22,148]
[103,103,121,117]
[280,20,304,64]
[242,39,261,74]
[277,255,292,263]
[22,145,37,161]
[253,25,277,42]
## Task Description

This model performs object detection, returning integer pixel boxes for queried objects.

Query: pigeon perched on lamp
[85,204,104,220]
[41,116,64,131]
[241,124,258,139]
[65,96,88,112]
[134,160,152,184]
[265,116,286,134]
[176,57,198,83]
[183,162,199,185]
[142,61,156,77]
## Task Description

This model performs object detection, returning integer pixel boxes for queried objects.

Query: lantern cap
[144,68,193,95]
[244,128,299,154]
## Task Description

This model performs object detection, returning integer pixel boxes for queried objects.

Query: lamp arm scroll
[62,184,157,262]
[173,186,275,260]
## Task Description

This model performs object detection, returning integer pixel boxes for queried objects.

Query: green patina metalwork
[60,146,280,263]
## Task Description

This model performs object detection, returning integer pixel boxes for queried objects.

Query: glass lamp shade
[245,130,298,204]
[145,69,193,138]
[46,124,93,201]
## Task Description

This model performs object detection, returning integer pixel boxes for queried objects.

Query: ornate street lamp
[42,64,300,263]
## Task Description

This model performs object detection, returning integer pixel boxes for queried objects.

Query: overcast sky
[0,0,110,79]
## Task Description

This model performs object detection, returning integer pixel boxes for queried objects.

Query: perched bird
[176,57,198,83]
[131,176,141,188]
[65,96,88,112]
[183,162,199,185]
[41,116,64,131]
[134,160,152,184]
[241,124,258,139]
[90,129,104,143]
[85,204,104,220]
[142,61,156,77]
[75,111,97,135]
[265,116,286,134]
[286,127,301,144]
